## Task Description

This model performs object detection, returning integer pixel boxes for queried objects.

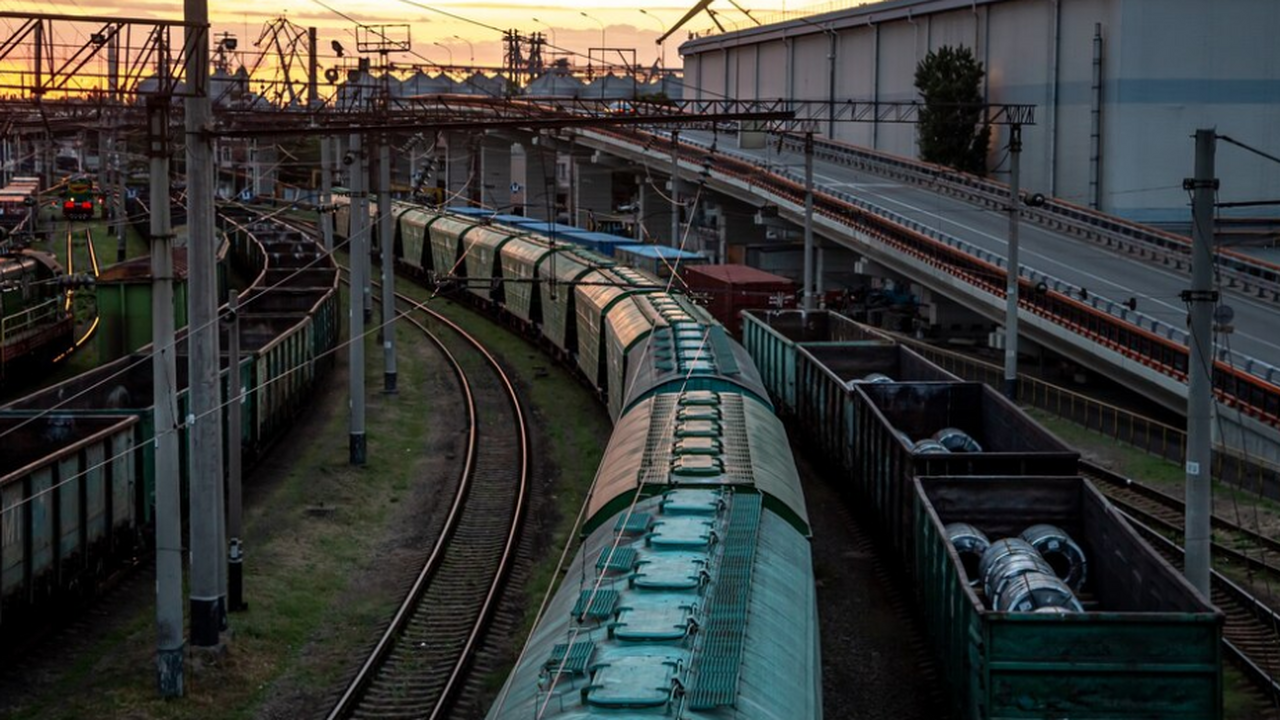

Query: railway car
[743,312,1223,718]
[916,476,1221,719]
[62,174,99,221]
[486,390,820,720]
[0,178,39,232]
[327,199,824,719]
[0,249,74,383]
[0,204,339,637]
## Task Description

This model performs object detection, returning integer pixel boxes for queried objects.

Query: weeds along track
[329,265,529,720]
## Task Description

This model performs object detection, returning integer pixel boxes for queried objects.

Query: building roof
[683,263,793,285]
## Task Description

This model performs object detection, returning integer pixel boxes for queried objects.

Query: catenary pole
[1183,128,1217,596]
[225,291,245,611]
[349,132,367,465]
[185,0,226,646]
[148,92,184,697]
[1002,125,1023,401]
[803,131,816,311]
[379,136,397,393]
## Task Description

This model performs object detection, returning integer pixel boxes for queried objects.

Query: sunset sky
[0,0,851,71]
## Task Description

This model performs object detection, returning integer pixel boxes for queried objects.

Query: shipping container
[681,264,795,335]
[558,230,634,257]
[915,476,1222,719]
[852,382,1078,563]
[615,244,706,279]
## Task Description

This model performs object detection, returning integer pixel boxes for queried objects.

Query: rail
[580,128,1280,430]
[1125,516,1280,710]
[325,265,529,720]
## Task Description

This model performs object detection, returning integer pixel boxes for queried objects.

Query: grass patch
[9,287,436,719]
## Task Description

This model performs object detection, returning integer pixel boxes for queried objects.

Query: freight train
[0,203,339,637]
[332,198,823,718]
[336,197,1224,717]
[0,249,74,384]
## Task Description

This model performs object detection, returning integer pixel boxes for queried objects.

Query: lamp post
[581,11,606,53]
[531,17,556,50]
[454,34,475,67]
[639,9,667,69]
[433,41,453,69]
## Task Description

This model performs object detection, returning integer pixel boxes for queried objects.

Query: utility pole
[349,132,367,465]
[670,129,680,247]
[379,136,397,393]
[186,0,226,647]
[107,34,124,262]
[225,291,245,611]
[148,93,184,698]
[1182,128,1217,596]
[803,131,816,311]
[320,137,334,252]
[362,138,373,323]
[1002,125,1023,401]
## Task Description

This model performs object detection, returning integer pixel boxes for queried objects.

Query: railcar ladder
[686,491,762,710]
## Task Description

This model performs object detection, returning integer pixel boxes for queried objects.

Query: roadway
[682,130,1280,371]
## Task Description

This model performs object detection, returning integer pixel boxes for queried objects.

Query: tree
[914,45,991,176]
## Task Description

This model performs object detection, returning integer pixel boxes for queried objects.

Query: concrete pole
[1002,125,1023,401]
[670,130,680,248]
[361,144,373,323]
[379,137,397,393]
[185,0,226,646]
[348,132,367,466]
[320,136,334,252]
[147,95,183,698]
[108,34,125,262]
[1184,128,1217,596]
[803,132,816,311]
[225,291,245,611]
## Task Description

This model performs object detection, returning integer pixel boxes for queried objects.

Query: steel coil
[1020,523,1088,591]
[945,523,990,587]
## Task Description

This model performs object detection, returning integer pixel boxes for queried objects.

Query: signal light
[64,201,74,208]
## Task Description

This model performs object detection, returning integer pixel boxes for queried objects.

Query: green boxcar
[538,248,596,355]
[428,216,478,283]
[96,276,189,361]
[914,476,1222,719]
[462,225,523,304]
[395,205,435,274]
[573,267,656,390]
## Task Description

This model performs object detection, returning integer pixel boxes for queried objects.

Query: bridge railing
[775,133,1280,301]
[597,127,1280,429]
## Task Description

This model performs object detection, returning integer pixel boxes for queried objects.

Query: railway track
[1084,462,1280,715]
[327,266,529,720]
